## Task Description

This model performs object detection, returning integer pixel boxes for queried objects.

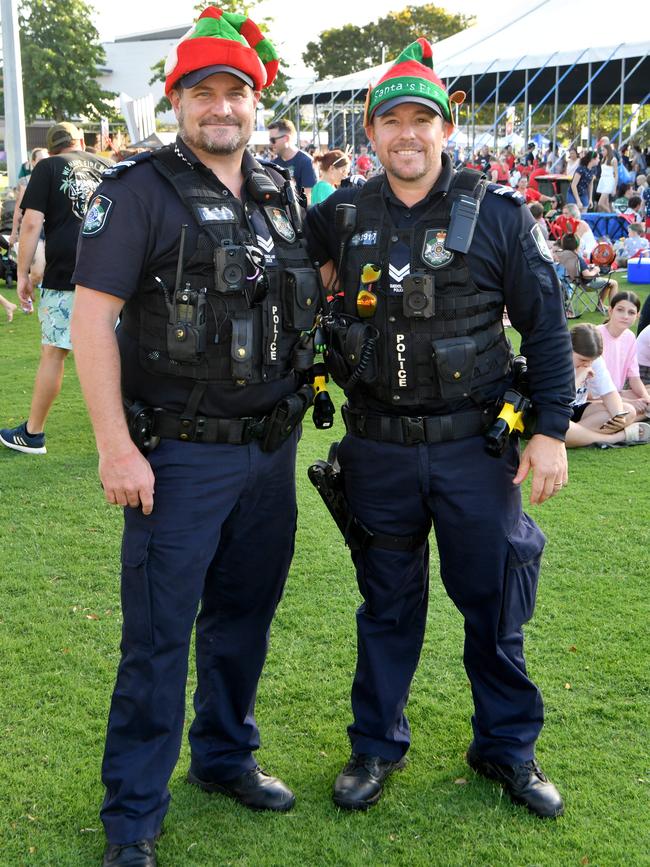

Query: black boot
[102,839,156,867]
[187,766,295,812]
[332,753,406,810]
[467,742,564,818]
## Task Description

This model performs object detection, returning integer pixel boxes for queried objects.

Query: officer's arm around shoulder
[304,187,359,269]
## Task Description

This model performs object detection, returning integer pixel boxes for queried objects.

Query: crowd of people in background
[2,124,649,452]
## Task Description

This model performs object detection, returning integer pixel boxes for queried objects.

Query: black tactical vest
[328,172,511,414]
[120,147,319,388]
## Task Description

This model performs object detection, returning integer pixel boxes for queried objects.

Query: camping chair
[553,263,577,319]
[571,271,604,315]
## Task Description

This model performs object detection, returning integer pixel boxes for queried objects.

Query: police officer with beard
[305,40,574,818]
[72,8,322,866]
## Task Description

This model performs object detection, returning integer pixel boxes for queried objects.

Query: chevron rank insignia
[422,229,454,268]
[265,207,295,243]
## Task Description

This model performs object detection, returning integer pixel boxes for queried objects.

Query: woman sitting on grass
[597,291,650,419]
[566,324,649,447]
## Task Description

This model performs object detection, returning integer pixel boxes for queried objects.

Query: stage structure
[276,0,649,155]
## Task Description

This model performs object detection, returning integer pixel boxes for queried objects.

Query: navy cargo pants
[101,433,298,844]
[337,431,546,766]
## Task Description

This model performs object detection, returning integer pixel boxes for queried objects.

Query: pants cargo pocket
[120,525,154,651]
[499,513,546,635]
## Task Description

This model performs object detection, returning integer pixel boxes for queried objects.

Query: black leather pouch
[432,336,476,399]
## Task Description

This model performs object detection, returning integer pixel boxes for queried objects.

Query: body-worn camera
[214,240,266,306]
[215,241,249,293]
[403,273,434,319]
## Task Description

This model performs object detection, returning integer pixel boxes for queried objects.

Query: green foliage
[148,57,171,117]
[15,0,116,122]
[0,277,648,864]
[303,4,473,79]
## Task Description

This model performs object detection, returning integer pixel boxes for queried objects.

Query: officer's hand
[514,433,568,505]
[99,445,156,515]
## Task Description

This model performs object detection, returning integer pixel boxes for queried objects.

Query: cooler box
[628,257,650,284]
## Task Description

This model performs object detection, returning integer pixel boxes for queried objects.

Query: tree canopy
[14,0,116,122]
[302,4,473,80]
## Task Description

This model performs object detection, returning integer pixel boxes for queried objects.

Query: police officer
[305,40,574,817]
[72,8,322,866]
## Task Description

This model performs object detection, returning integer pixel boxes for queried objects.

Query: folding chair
[553,263,578,319]
[571,277,603,314]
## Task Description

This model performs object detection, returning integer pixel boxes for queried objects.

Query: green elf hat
[364,38,465,126]
[164,6,279,95]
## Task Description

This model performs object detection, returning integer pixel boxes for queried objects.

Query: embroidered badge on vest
[196,204,237,223]
[422,229,455,269]
[265,206,296,243]
[82,194,113,237]
[350,230,378,247]
[531,223,554,262]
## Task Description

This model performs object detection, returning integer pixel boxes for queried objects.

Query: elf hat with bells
[364,38,465,126]
[164,6,279,95]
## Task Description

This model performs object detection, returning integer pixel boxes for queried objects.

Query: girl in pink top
[597,291,650,419]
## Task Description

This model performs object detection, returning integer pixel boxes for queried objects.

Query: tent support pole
[619,58,625,142]
[587,63,592,144]
[524,69,529,143]
[553,65,559,154]
[493,71,500,150]
[471,75,475,153]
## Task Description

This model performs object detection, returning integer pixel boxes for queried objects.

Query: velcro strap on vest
[342,404,493,445]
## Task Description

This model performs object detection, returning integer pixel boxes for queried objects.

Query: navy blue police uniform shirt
[73,138,299,419]
[305,153,575,441]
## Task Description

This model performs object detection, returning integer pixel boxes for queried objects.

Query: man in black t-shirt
[0,122,110,455]
[268,118,317,204]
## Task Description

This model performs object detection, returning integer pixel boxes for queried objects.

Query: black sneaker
[466,742,564,818]
[333,753,406,810]
[0,421,46,454]
[102,838,156,866]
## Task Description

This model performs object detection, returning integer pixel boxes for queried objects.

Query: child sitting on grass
[615,222,649,267]
[566,323,649,447]
[596,291,650,419]
[554,232,617,312]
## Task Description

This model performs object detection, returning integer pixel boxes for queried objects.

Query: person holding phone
[566,324,649,447]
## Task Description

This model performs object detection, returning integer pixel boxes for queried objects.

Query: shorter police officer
[305,40,574,817]
[72,8,323,866]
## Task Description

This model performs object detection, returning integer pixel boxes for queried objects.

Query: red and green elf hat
[164,6,279,95]
[364,38,465,126]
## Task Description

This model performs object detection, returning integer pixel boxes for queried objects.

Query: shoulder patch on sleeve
[487,183,524,206]
[530,223,554,262]
[81,194,113,237]
[102,150,153,179]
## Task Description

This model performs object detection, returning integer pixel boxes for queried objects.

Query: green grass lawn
[0,279,649,867]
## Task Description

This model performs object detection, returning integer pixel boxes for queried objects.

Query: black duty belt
[151,410,268,444]
[342,404,492,445]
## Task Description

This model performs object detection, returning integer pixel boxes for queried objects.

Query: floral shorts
[38,288,75,350]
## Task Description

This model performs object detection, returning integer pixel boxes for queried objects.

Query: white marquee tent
[283,0,649,152]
